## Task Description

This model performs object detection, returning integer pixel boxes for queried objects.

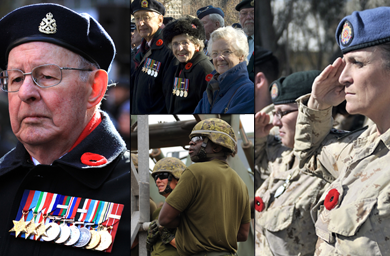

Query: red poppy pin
[205,74,213,82]
[185,63,193,70]
[81,152,108,166]
[191,24,197,29]
[255,196,264,212]
[156,39,163,46]
[324,188,340,210]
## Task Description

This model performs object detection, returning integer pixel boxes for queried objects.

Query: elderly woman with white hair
[193,26,254,114]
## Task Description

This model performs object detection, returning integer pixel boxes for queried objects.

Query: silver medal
[147,69,151,75]
[151,70,155,76]
[154,71,158,77]
[65,225,81,246]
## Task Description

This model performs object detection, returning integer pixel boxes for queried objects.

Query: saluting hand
[255,111,274,139]
[309,57,346,110]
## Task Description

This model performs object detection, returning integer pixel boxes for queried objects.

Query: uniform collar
[0,111,127,189]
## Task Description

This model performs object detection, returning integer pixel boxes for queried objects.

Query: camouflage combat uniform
[255,131,329,256]
[295,94,390,256]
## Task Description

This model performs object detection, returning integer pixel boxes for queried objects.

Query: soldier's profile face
[8,42,91,150]
[339,47,390,118]
[272,103,299,149]
[134,10,162,42]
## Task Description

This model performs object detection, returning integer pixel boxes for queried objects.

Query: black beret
[0,3,115,71]
[196,5,225,20]
[270,70,320,105]
[131,0,165,16]
[235,0,254,11]
[254,46,275,66]
[232,23,242,29]
[163,16,205,44]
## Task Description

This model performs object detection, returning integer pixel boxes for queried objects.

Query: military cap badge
[340,20,353,46]
[271,83,278,99]
[39,12,57,34]
[141,0,149,8]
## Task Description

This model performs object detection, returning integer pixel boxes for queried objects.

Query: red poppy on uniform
[205,74,213,82]
[185,63,193,70]
[156,39,163,46]
[324,188,340,210]
[81,152,108,166]
[255,196,264,212]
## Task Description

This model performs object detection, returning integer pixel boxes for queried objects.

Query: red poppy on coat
[81,152,108,166]
[185,63,193,70]
[156,39,163,46]
[255,196,264,212]
[205,74,213,82]
[324,188,340,210]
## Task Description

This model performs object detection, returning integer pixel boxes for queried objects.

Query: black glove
[160,227,175,245]
[146,220,160,252]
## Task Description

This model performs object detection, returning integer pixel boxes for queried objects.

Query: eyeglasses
[272,109,298,119]
[190,136,203,143]
[210,50,234,59]
[0,64,92,92]
[154,172,170,182]
[134,14,156,23]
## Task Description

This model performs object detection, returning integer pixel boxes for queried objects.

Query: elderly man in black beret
[130,0,176,114]
[236,0,255,81]
[0,3,129,255]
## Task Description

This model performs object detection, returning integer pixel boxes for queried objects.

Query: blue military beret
[270,70,320,105]
[196,5,224,20]
[0,3,115,71]
[131,0,165,16]
[336,7,390,53]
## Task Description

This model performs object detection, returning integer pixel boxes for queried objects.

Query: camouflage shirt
[255,133,329,256]
[295,94,390,256]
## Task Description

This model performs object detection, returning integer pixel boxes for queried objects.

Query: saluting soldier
[162,16,214,113]
[158,118,250,256]
[130,0,175,114]
[255,71,329,256]
[0,3,129,255]
[294,7,390,255]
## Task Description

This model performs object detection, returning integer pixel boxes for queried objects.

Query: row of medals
[172,88,188,97]
[18,217,113,251]
[142,66,158,77]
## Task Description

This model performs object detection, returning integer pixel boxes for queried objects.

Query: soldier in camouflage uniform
[255,71,329,256]
[147,157,186,255]
[294,7,390,255]
[158,118,251,256]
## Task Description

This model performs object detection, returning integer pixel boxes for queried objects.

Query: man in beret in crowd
[130,0,175,114]
[0,3,129,255]
[196,5,225,56]
[236,0,255,81]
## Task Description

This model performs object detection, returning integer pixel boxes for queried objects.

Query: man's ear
[212,143,223,153]
[87,69,108,109]
[255,72,267,90]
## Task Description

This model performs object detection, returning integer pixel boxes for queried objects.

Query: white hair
[207,26,249,64]
[208,13,224,27]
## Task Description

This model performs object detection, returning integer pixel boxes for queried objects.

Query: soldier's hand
[160,227,175,244]
[255,111,274,139]
[146,220,160,252]
[309,57,346,110]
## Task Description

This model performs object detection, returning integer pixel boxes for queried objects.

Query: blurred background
[0,0,130,157]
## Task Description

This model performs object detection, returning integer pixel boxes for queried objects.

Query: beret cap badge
[271,83,278,99]
[141,0,149,8]
[39,12,57,34]
[340,20,353,46]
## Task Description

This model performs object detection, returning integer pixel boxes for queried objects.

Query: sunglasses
[190,136,203,143]
[154,172,170,181]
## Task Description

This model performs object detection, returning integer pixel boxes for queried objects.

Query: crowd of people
[130,0,255,114]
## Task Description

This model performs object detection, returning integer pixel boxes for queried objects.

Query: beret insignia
[141,0,149,8]
[271,83,278,99]
[39,12,57,34]
[340,20,353,46]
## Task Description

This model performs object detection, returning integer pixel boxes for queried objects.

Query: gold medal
[94,227,113,251]
[176,90,180,96]
[35,220,49,240]
[24,220,37,239]
[172,89,176,94]
[9,211,28,238]
[85,230,101,249]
